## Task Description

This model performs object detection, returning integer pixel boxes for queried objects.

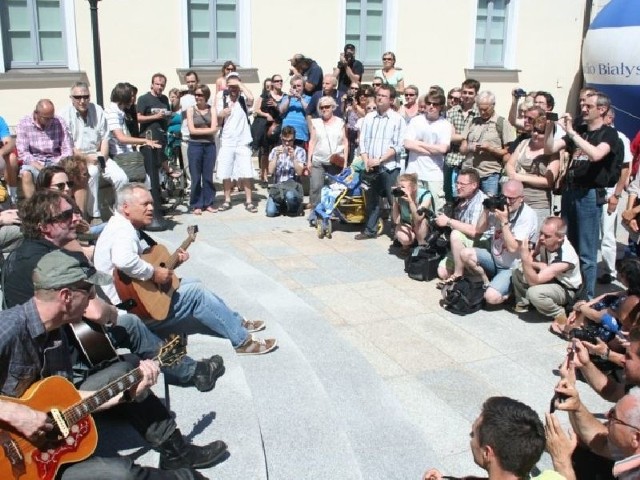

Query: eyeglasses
[72,95,90,101]
[273,79,283,83]
[425,101,442,107]
[533,128,546,134]
[52,181,74,191]
[607,407,640,431]
[319,105,332,110]
[194,93,205,97]
[49,208,74,224]
[448,96,461,101]
[524,116,537,121]
[405,93,416,97]
[382,57,394,61]
[372,83,382,87]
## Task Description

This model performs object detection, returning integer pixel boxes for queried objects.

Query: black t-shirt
[137,92,170,143]
[303,61,324,96]
[564,124,619,188]
[336,59,364,93]
[306,90,344,119]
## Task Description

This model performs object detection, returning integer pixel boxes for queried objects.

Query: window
[474,0,511,68]
[345,0,386,65]
[0,0,67,69]
[188,0,238,66]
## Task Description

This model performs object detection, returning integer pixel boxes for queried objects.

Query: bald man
[16,99,73,198]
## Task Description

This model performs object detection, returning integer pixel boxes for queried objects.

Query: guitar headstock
[157,335,187,367]
[187,225,199,243]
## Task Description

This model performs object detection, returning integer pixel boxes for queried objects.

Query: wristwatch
[446,219,452,228]
[600,347,610,361]
[614,193,622,199]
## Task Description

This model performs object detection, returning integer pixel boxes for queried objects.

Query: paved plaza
[96,180,619,480]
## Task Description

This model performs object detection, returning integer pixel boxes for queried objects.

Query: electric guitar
[0,336,185,480]
[113,226,198,321]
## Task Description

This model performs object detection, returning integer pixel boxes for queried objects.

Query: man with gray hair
[16,99,73,198]
[460,90,515,195]
[512,216,581,333]
[306,74,343,120]
[60,81,128,221]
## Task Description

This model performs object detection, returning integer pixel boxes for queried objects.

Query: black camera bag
[441,277,485,315]
[404,246,442,281]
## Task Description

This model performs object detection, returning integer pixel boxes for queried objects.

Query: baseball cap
[33,250,111,290]
[225,71,240,82]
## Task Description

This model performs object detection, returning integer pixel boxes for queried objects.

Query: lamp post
[87,0,104,106]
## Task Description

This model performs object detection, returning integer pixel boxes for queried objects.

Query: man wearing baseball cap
[0,250,224,479]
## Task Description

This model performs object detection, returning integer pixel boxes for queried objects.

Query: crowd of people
[2,42,640,479]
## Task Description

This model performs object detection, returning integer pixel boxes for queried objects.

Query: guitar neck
[166,237,195,270]
[63,367,143,428]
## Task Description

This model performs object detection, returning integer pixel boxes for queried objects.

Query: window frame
[0,0,77,73]
[184,0,248,68]
[472,0,519,70]
[342,0,398,68]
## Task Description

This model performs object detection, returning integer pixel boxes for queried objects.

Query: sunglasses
[448,96,461,101]
[53,181,74,191]
[382,57,393,61]
[49,208,74,223]
[72,95,90,100]
[194,93,205,97]
[405,93,416,97]
[372,83,382,87]
[533,128,546,134]
[319,105,332,110]
[425,101,442,107]
[272,79,283,83]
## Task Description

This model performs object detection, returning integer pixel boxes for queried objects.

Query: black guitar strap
[138,229,158,247]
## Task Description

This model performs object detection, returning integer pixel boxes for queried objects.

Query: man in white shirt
[179,70,199,185]
[60,81,128,221]
[215,72,255,212]
[403,91,452,213]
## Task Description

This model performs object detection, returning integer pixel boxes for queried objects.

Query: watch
[614,193,622,199]
[446,219,452,228]
[600,347,610,361]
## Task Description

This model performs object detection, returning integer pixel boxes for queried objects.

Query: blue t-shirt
[282,95,311,142]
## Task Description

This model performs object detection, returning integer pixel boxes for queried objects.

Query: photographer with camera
[434,168,488,287]
[333,43,363,94]
[390,173,432,254]
[459,180,538,305]
[512,217,581,330]
[265,126,306,217]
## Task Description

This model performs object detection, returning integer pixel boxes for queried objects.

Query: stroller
[314,167,383,239]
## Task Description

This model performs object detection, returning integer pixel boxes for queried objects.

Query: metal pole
[88,0,104,107]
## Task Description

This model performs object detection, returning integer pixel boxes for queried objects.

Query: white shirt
[489,203,539,269]
[94,211,155,305]
[59,103,108,155]
[180,93,196,139]
[404,115,452,181]
[215,91,252,147]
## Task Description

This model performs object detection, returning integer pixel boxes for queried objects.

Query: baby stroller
[160,126,188,212]
[314,167,383,239]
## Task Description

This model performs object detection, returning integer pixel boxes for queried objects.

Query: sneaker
[242,319,266,333]
[512,302,530,313]
[235,335,277,355]
[192,355,225,392]
[354,232,376,240]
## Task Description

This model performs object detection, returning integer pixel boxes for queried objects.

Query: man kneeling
[512,216,582,332]
[266,126,306,217]
[460,180,538,305]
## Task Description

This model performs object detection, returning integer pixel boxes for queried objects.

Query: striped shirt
[105,102,133,156]
[269,145,306,183]
[16,114,73,165]
[445,105,478,167]
[359,109,406,171]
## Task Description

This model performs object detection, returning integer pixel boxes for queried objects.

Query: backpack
[404,246,442,281]
[441,277,486,315]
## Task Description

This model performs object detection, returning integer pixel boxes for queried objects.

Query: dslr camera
[569,324,616,344]
[420,208,451,257]
[392,186,405,198]
[482,194,508,211]
[513,88,527,98]
[343,51,355,65]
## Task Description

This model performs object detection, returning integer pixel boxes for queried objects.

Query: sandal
[436,275,461,290]
[193,208,202,216]
[245,202,258,213]
[218,202,232,212]
[549,323,570,341]
[205,206,218,213]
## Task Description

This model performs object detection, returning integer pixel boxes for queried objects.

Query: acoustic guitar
[113,226,198,321]
[0,336,185,480]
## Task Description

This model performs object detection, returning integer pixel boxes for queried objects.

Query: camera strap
[507,203,524,228]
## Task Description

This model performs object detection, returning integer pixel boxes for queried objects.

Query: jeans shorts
[474,247,512,296]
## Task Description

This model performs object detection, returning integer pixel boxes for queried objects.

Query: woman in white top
[374,51,405,96]
[307,96,348,210]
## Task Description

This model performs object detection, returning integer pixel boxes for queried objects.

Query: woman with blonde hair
[391,172,432,254]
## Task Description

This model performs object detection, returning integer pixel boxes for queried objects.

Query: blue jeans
[145,278,249,347]
[188,141,216,209]
[474,247,512,296]
[480,173,500,196]
[266,189,302,217]
[364,167,399,236]
[562,187,602,298]
[109,313,196,386]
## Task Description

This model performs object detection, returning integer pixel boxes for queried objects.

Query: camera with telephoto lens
[569,324,616,344]
[419,208,451,257]
[344,51,355,65]
[482,194,508,211]
[392,186,405,198]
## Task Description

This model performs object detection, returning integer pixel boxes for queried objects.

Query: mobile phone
[547,112,559,122]
[97,155,106,170]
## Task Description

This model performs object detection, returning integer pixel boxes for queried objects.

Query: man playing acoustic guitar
[0,251,215,480]
[94,183,277,355]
